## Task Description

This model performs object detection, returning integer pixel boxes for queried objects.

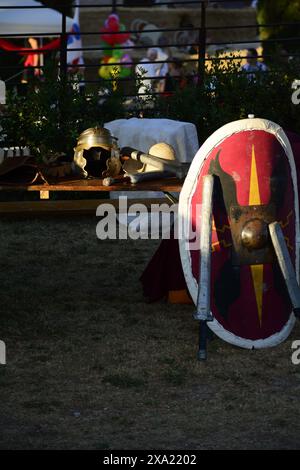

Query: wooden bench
[0,177,182,216]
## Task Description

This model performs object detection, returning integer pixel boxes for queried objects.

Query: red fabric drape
[0,38,61,55]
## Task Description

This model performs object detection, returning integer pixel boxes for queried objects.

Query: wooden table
[0,177,183,215]
[0,177,183,193]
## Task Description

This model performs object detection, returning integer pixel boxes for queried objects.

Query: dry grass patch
[0,216,299,449]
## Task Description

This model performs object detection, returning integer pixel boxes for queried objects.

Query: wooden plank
[0,198,174,216]
[0,177,183,192]
[39,190,49,200]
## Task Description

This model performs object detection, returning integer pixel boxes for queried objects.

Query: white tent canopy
[0,1,73,35]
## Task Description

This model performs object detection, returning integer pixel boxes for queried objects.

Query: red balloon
[100,28,130,46]
[100,14,130,46]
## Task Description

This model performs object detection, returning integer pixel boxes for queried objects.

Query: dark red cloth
[286,130,300,182]
[140,235,187,302]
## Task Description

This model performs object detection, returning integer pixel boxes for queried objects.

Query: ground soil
[0,216,300,450]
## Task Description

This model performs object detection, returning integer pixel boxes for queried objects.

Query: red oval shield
[179,118,299,348]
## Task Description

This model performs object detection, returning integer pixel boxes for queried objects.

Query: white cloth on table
[104,118,200,234]
[104,117,199,202]
[104,117,199,164]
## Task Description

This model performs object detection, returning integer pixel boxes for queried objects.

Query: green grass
[0,216,300,449]
[102,373,146,389]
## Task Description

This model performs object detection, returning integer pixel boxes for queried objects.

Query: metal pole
[112,0,117,14]
[197,1,207,87]
[60,6,68,81]
[194,174,214,321]
[198,320,208,361]
[194,174,214,361]
[59,6,69,144]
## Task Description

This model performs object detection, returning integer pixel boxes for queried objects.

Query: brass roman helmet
[73,126,121,178]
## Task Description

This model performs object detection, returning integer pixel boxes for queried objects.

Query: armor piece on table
[73,126,121,178]
[122,141,176,174]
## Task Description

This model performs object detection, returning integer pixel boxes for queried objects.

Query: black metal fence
[0,0,299,94]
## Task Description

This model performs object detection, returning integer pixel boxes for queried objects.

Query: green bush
[0,65,126,161]
[257,0,300,56]
[1,57,300,155]
[153,56,300,143]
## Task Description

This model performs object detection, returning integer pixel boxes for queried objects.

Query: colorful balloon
[98,15,133,84]
[100,13,130,47]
